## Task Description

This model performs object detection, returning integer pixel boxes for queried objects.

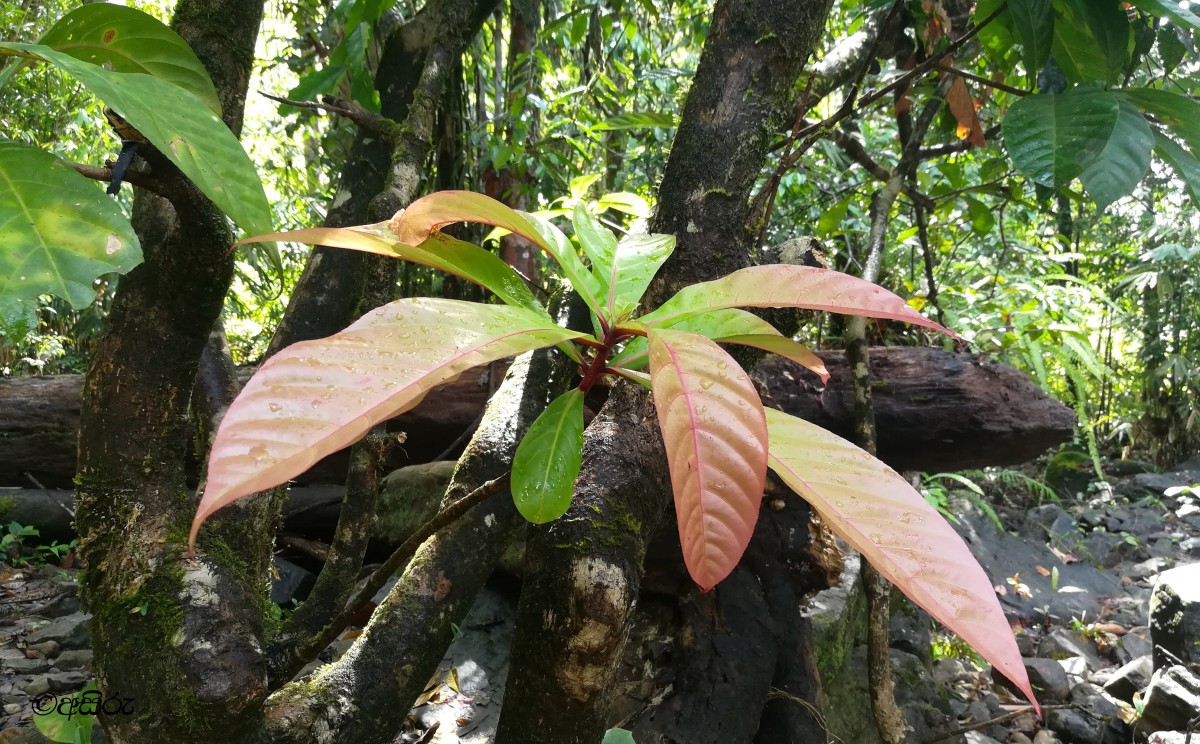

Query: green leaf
[512,388,585,523]
[1152,131,1200,207]
[1120,88,1200,154]
[601,729,636,744]
[33,683,96,744]
[1008,0,1055,81]
[287,64,347,104]
[237,224,548,317]
[1078,99,1152,209]
[573,201,618,279]
[191,298,582,548]
[601,232,675,320]
[32,3,221,113]
[0,43,272,237]
[1002,89,1120,187]
[0,141,142,327]
[963,195,995,236]
[612,308,783,369]
[1051,16,1112,84]
[816,195,852,237]
[1128,0,1200,32]
[714,335,829,383]
[1066,0,1130,83]
[592,112,677,130]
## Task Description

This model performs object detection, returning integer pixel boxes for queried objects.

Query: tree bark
[73,0,274,741]
[494,2,835,743]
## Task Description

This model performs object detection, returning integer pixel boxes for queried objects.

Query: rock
[888,599,931,664]
[1181,536,1200,556]
[375,461,457,543]
[1103,655,1152,703]
[3,702,21,715]
[19,677,49,696]
[964,733,1004,744]
[1146,733,1189,744]
[1115,627,1152,664]
[1046,707,1106,744]
[45,670,87,691]
[1136,665,1200,735]
[1149,562,1200,670]
[26,640,59,658]
[1042,628,1104,671]
[1127,556,1174,582]
[1032,729,1057,744]
[1009,733,1033,744]
[997,658,1070,703]
[53,649,92,669]
[25,612,89,648]
[270,556,315,606]
[932,658,968,686]
[2,657,49,674]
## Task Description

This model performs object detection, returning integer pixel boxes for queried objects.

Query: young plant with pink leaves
[189,190,1038,711]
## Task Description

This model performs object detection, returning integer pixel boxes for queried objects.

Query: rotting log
[0,347,1074,488]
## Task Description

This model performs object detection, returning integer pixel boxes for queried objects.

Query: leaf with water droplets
[511,388,585,523]
[190,298,582,551]
[648,329,768,590]
[763,408,1039,713]
[637,265,953,338]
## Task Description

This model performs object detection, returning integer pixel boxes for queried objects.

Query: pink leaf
[638,264,954,338]
[648,329,768,590]
[190,298,581,551]
[389,190,541,246]
[763,408,1039,713]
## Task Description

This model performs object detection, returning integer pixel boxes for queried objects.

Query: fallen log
[0,347,1074,489]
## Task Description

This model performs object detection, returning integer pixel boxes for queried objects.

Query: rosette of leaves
[189,191,1038,711]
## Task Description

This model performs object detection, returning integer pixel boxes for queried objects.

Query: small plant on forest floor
[920,472,1005,530]
[186,190,1039,710]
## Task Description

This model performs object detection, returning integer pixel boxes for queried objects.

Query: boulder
[1102,655,1153,703]
[1148,562,1200,670]
[1135,665,1200,736]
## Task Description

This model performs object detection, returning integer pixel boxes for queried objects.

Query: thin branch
[259,91,392,135]
[66,160,171,198]
[926,704,1080,743]
[288,472,512,667]
[929,62,1029,97]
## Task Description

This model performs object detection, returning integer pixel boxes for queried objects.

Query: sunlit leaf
[0,43,271,237]
[573,201,617,277]
[31,3,221,112]
[1128,0,1200,31]
[1065,0,1129,83]
[1151,132,1200,208]
[714,335,829,384]
[1078,99,1153,210]
[648,329,768,590]
[637,265,951,337]
[0,141,142,327]
[236,224,547,317]
[512,388,585,523]
[612,308,784,369]
[592,111,677,130]
[1121,88,1200,153]
[389,191,604,315]
[190,299,582,549]
[1002,89,1121,187]
[763,408,1039,713]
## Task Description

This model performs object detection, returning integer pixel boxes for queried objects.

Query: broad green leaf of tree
[1120,89,1200,154]
[1008,0,1054,81]
[648,329,768,590]
[31,3,221,113]
[637,265,951,337]
[1065,0,1129,84]
[963,195,996,236]
[1002,89,1120,188]
[236,224,547,317]
[1078,100,1153,210]
[511,388,585,523]
[0,141,142,328]
[573,201,618,278]
[592,112,677,130]
[391,190,604,315]
[1128,0,1200,31]
[1152,132,1200,207]
[763,408,1040,713]
[1051,17,1111,84]
[0,43,272,237]
[190,298,582,549]
[603,233,675,320]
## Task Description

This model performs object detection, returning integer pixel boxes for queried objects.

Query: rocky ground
[2,457,1199,743]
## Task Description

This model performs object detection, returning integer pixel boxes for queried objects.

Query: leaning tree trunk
[73,0,275,741]
[493,2,835,743]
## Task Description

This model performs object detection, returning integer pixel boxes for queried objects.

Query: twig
[925,703,1080,743]
[291,472,512,664]
[766,687,843,744]
[24,473,73,518]
[65,160,169,198]
[929,61,1029,97]
[259,90,391,135]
